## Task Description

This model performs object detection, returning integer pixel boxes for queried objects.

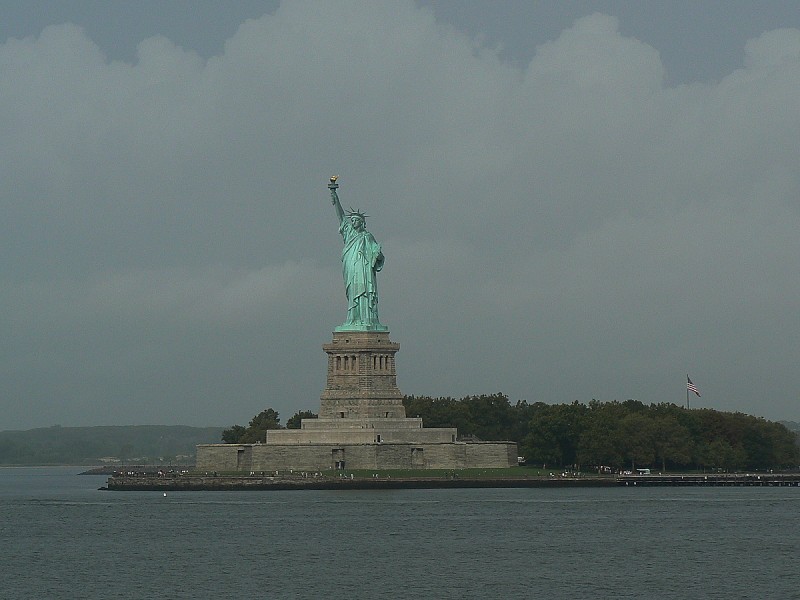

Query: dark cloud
[1,2,798,429]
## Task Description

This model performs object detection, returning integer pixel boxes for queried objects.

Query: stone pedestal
[319,330,405,420]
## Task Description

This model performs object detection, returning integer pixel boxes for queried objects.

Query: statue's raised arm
[326,176,387,332]
[329,175,344,223]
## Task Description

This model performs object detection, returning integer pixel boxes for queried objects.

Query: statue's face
[350,216,364,230]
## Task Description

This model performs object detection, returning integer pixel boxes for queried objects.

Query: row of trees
[222,395,798,471]
[221,409,317,443]
[405,394,799,471]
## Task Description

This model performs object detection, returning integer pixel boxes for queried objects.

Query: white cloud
[744,28,800,68]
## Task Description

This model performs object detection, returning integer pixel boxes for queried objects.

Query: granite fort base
[196,440,518,472]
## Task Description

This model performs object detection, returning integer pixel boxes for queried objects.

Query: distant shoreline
[0,465,190,474]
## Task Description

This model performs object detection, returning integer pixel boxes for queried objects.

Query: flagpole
[686,375,689,410]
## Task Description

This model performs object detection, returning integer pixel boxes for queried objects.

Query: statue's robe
[339,218,383,327]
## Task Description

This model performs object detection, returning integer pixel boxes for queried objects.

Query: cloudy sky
[2,1,798,431]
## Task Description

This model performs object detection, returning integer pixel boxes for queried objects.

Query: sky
[1,1,799,430]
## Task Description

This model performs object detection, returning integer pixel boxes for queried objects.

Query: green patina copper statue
[328,176,387,331]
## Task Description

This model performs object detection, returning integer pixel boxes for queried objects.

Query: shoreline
[102,472,800,491]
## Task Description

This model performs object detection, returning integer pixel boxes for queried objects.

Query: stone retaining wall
[196,441,517,472]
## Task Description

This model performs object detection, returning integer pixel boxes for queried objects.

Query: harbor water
[1,467,797,599]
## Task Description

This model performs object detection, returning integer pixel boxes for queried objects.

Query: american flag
[687,376,701,397]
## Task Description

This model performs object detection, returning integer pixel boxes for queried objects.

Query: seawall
[103,472,800,491]
[104,474,614,491]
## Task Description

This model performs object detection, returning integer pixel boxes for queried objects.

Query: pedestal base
[319,330,405,420]
[334,323,388,332]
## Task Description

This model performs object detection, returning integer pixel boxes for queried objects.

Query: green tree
[507,400,540,443]
[620,412,655,470]
[221,409,283,444]
[522,417,561,467]
[221,425,247,444]
[768,422,800,467]
[577,403,623,468]
[286,410,318,429]
[522,402,586,468]
[700,438,746,471]
[403,395,474,436]
[239,409,282,443]
[651,415,692,472]
[463,393,515,441]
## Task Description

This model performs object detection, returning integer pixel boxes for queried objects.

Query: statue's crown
[346,208,368,220]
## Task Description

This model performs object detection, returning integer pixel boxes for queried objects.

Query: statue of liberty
[328,176,387,331]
